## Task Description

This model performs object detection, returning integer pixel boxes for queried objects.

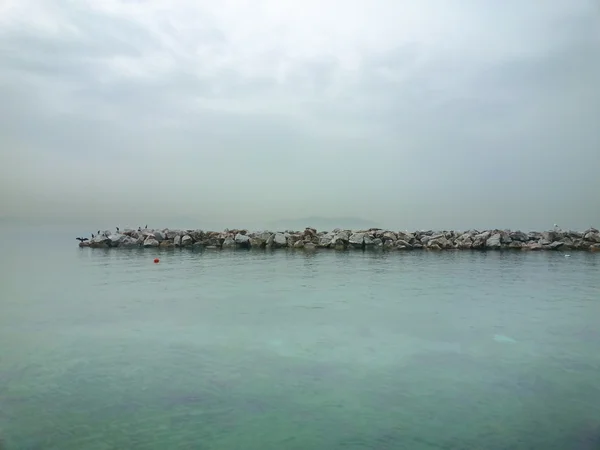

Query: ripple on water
[1,247,599,449]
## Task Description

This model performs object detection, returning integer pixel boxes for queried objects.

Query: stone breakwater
[78,227,600,252]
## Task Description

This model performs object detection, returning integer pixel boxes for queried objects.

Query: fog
[1,0,599,231]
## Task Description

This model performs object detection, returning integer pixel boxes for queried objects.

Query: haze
[1,0,599,231]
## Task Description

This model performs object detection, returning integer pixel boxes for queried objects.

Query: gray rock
[143,237,159,247]
[181,235,194,247]
[165,229,183,240]
[486,233,502,249]
[382,231,397,242]
[584,232,600,243]
[318,233,335,248]
[273,233,287,248]
[526,242,543,251]
[509,231,528,242]
[173,235,181,247]
[222,236,236,249]
[548,241,564,250]
[363,235,375,246]
[107,233,127,247]
[349,232,365,248]
[383,240,395,250]
[235,233,251,247]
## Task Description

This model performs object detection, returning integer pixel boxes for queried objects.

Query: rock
[120,236,141,248]
[548,241,564,250]
[181,235,194,247]
[273,233,288,248]
[382,231,397,242]
[584,232,600,243]
[143,237,159,247]
[525,242,543,251]
[235,233,251,248]
[222,236,235,249]
[89,234,110,248]
[173,235,181,247]
[383,240,395,250]
[107,233,128,247]
[318,233,335,248]
[348,232,365,248]
[509,231,528,242]
[293,240,305,248]
[304,242,316,251]
[486,233,502,249]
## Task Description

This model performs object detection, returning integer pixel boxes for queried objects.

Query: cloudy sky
[0,0,599,230]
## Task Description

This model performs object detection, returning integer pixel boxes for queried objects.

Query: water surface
[1,232,599,449]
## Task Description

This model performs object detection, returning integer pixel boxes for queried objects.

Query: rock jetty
[77,227,600,252]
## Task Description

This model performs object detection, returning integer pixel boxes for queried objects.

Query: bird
[145,224,148,229]
[116,227,120,232]
[76,237,89,242]
[91,233,95,238]
[98,230,101,235]
[138,226,141,232]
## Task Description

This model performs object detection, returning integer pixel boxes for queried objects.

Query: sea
[1,227,599,449]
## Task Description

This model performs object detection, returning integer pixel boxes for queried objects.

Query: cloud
[0,0,599,230]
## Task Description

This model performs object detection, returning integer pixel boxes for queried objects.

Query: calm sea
[1,228,599,449]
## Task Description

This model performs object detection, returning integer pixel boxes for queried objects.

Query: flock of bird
[76,225,148,243]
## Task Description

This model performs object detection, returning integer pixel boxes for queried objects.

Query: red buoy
[153,258,160,264]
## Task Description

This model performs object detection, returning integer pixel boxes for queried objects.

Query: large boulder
[273,233,288,248]
[165,229,183,240]
[89,234,110,248]
[120,236,141,248]
[348,232,365,249]
[181,235,194,247]
[486,233,502,249]
[173,235,181,247]
[222,236,236,249]
[317,233,335,248]
[235,233,251,246]
[143,237,159,247]
[584,232,600,243]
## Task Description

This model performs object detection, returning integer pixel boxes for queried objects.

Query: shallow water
[1,232,599,449]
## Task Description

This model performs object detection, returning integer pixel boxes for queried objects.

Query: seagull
[116,226,120,232]
[91,233,95,238]
[76,237,89,242]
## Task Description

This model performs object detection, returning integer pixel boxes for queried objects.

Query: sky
[0,0,599,231]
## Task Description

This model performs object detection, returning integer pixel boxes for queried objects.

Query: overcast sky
[0,0,599,231]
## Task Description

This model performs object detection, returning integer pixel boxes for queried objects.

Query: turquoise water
[1,231,600,449]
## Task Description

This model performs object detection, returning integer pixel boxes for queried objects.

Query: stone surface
[77,226,600,252]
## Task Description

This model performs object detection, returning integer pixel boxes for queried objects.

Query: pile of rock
[78,227,600,252]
